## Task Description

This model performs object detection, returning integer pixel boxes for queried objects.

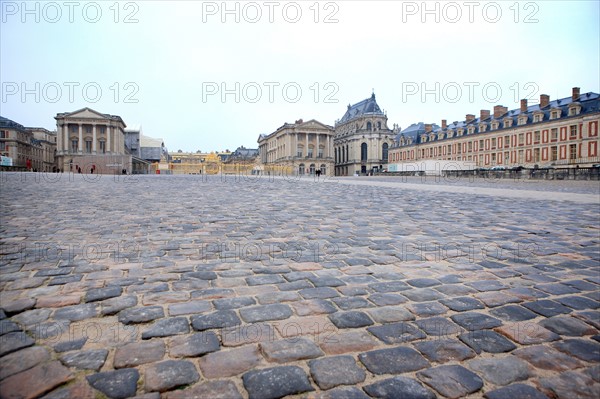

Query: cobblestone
[2,174,599,398]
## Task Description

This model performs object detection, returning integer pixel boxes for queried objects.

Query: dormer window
[457,129,463,137]
[491,122,499,131]
[518,117,527,126]
[468,127,475,135]
[479,124,487,133]
[447,130,454,138]
[429,133,435,141]
[503,119,512,128]
[550,110,560,120]
[568,106,580,116]
[533,113,543,122]
[438,133,444,140]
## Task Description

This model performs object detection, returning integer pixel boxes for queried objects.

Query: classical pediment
[64,107,110,119]
[297,119,333,131]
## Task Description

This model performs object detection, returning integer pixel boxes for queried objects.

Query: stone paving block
[367,293,407,306]
[538,370,600,399]
[490,305,539,321]
[0,361,73,399]
[0,331,35,356]
[274,315,337,339]
[11,308,51,326]
[574,311,600,329]
[144,360,200,392]
[141,317,190,339]
[256,291,300,305]
[484,383,551,399]
[291,299,337,316]
[309,355,366,390]
[332,296,372,310]
[401,288,445,302]
[261,337,324,363]
[191,287,235,299]
[441,296,485,311]
[198,345,262,378]
[337,286,369,296]
[513,345,585,371]
[522,300,573,317]
[434,284,477,296]
[359,346,429,374]
[495,322,560,345]
[60,349,108,371]
[142,292,190,306]
[539,315,598,336]
[278,280,314,291]
[222,322,275,347]
[191,310,241,331]
[313,386,370,399]
[246,274,286,286]
[459,330,517,354]
[40,379,97,399]
[417,365,483,398]
[363,376,436,399]
[86,368,139,399]
[114,340,165,368]
[368,281,411,293]
[118,306,165,325]
[0,319,20,335]
[468,356,530,386]
[414,316,463,336]
[168,300,211,316]
[406,301,448,317]
[101,295,138,316]
[163,380,243,399]
[299,287,340,299]
[319,330,379,355]
[213,296,256,310]
[0,346,51,380]
[35,294,81,308]
[556,296,600,311]
[329,311,374,328]
[240,303,293,323]
[367,322,426,344]
[451,312,503,330]
[553,338,600,362]
[413,338,476,363]
[366,306,415,323]
[85,286,122,303]
[168,331,220,357]
[308,276,346,287]
[242,366,314,399]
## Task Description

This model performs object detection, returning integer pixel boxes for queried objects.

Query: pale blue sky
[2,0,599,152]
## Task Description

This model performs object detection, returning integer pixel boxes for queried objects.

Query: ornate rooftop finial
[371,89,375,99]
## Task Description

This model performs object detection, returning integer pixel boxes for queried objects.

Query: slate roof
[395,91,600,147]
[338,93,384,124]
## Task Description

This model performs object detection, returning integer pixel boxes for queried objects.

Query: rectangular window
[491,138,497,149]
[71,139,78,153]
[85,140,92,153]
[0,130,6,138]
[447,144,451,155]
[318,148,323,158]
[468,142,472,152]
[504,136,510,148]
[307,148,313,158]
[551,128,558,141]
[534,131,540,143]
[569,144,577,160]
[534,148,540,162]
[570,125,577,139]
[551,146,558,161]
[518,133,524,145]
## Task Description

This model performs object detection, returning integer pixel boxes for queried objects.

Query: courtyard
[0,172,599,399]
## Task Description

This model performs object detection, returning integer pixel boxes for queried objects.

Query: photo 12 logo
[202,82,339,104]
[201,1,339,23]
[1,1,140,23]
[1,82,140,104]
[401,81,539,104]
[401,1,540,24]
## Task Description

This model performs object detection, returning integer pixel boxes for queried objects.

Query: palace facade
[0,116,57,172]
[55,107,133,174]
[258,119,334,176]
[333,93,396,176]
[389,87,600,170]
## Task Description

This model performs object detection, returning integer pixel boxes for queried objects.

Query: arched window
[309,164,316,175]
[361,143,368,161]
[382,143,389,161]
[299,164,305,175]
[320,164,326,175]
[345,145,349,162]
[377,122,381,129]
[367,122,372,131]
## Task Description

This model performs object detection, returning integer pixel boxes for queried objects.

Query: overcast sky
[2,0,599,152]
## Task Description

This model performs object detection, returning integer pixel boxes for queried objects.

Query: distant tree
[177,149,182,153]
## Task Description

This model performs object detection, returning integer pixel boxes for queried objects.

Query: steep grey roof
[338,93,384,124]
[0,116,27,131]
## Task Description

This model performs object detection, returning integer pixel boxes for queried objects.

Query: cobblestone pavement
[1,172,599,399]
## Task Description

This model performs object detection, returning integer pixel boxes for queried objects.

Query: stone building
[0,116,56,171]
[54,107,132,174]
[333,93,395,176]
[258,119,334,176]
[389,87,600,169]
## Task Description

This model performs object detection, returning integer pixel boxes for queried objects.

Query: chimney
[480,110,490,121]
[425,124,432,133]
[520,99,528,112]
[441,119,447,129]
[493,105,508,118]
[572,87,580,101]
[540,94,549,108]
[466,114,475,122]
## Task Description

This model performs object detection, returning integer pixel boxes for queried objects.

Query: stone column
[107,125,111,153]
[92,124,97,154]
[305,133,309,157]
[78,124,83,153]
[63,123,69,152]
[317,134,320,158]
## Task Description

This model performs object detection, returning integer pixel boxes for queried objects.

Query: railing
[377,167,600,181]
